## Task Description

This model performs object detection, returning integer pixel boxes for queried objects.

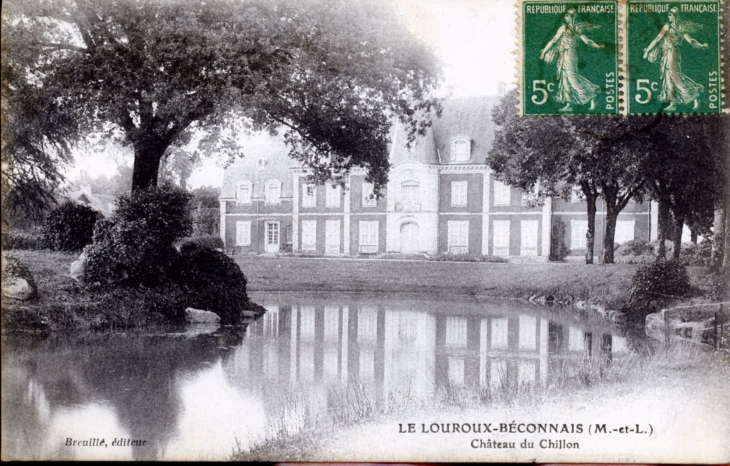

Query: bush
[182,235,224,250]
[614,240,655,264]
[43,201,101,252]
[1,231,47,250]
[171,242,249,323]
[83,184,192,287]
[616,239,654,256]
[624,259,692,324]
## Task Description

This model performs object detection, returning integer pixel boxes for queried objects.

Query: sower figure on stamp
[540,8,605,112]
[642,7,708,111]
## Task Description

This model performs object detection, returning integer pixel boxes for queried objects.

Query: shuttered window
[451,181,468,207]
[447,221,469,254]
[359,221,379,253]
[493,220,510,256]
[235,221,251,246]
[301,220,316,251]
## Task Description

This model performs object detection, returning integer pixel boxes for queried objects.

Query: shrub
[182,235,224,250]
[83,184,192,287]
[624,259,692,324]
[171,242,249,323]
[550,220,569,261]
[114,184,192,245]
[616,240,654,256]
[1,231,47,250]
[43,201,101,252]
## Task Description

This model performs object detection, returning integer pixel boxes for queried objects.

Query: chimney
[498,82,507,96]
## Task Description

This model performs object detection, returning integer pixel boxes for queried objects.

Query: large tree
[489,91,651,264]
[3,0,440,193]
[640,115,725,260]
[1,27,78,226]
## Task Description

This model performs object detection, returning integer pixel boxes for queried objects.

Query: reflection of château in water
[233,294,628,396]
[2,294,628,460]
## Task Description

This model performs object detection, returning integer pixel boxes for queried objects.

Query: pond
[1,292,629,460]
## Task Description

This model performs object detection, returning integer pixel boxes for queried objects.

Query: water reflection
[1,293,628,460]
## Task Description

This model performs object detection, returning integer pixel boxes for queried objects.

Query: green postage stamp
[520,0,724,115]
[627,0,722,114]
[522,0,620,115]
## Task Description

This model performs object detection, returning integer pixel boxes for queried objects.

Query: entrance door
[400,222,419,253]
[265,222,280,253]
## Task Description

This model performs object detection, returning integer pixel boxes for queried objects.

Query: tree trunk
[657,199,670,259]
[690,228,698,244]
[585,192,597,265]
[672,213,684,260]
[131,143,167,191]
[603,203,619,264]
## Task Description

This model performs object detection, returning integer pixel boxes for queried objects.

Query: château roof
[219,133,296,200]
[220,96,505,198]
[388,95,501,166]
[431,96,501,165]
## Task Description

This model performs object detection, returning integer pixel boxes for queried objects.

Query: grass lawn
[235,255,652,307]
[2,250,716,332]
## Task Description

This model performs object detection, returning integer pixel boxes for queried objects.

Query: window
[236,180,252,205]
[493,220,510,256]
[493,180,511,206]
[571,220,588,249]
[235,221,251,246]
[447,221,469,254]
[362,182,377,207]
[400,180,420,211]
[451,181,468,207]
[265,179,281,204]
[325,219,340,254]
[359,221,379,253]
[451,137,471,162]
[301,220,316,251]
[520,220,538,256]
[325,183,341,208]
[615,220,635,245]
[302,184,316,208]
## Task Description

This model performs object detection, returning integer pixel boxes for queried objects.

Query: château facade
[219,97,656,260]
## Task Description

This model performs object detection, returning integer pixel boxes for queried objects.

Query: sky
[66,0,517,190]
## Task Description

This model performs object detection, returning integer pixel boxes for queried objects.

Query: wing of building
[219,96,656,260]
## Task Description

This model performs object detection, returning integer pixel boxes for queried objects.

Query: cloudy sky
[68,0,517,189]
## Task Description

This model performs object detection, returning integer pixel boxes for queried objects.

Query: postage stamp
[521,0,620,115]
[627,0,723,114]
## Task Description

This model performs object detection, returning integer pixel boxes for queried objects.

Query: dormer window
[265,179,281,204]
[236,180,252,205]
[451,137,471,162]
